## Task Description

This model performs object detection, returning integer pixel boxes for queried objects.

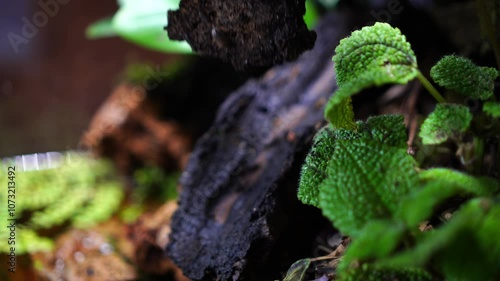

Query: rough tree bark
[166,0,316,70]
[166,13,359,281]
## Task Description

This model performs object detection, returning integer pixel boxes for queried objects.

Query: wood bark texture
[167,13,357,281]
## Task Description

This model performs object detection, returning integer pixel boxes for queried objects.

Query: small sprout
[430,55,498,100]
[282,259,311,281]
[419,104,472,145]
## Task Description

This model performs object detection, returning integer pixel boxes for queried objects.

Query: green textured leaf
[333,23,418,87]
[298,126,361,207]
[298,115,407,208]
[326,23,418,128]
[430,55,498,100]
[282,259,311,281]
[360,115,407,148]
[86,0,192,54]
[483,101,500,118]
[339,220,405,271]
[397,168,500,226]
[299,127,337,207]
[339,264,433,281]
[419,104,472,145]
[319,138,417,237]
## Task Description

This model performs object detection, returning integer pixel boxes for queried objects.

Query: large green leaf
[319,137,417,237]
[86,0,192,54]
[298,115,408,211]
[326,23,418,128]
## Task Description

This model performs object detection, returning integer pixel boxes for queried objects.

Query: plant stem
[416,71,446,103]
[476,0,500,70]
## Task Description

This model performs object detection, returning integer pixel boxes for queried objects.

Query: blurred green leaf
[339,264,433,281]
[86,17,117,39]
[380,198,500,280]
[304,0,319,29]
[339,220,405,271]
[86,0,192,54]
[397,168,500,226]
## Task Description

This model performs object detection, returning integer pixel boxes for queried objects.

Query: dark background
[0,0,175,156]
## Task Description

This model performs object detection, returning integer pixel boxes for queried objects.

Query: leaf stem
[416,71,446,103]
[476,0,500,70]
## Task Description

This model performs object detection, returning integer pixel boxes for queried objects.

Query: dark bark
[166,13,358,281]
[166,0,316,70]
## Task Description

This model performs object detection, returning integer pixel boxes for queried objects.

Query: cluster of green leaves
[294,23,500,281]
[0,152,124,254]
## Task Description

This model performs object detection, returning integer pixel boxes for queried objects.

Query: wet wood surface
[167,13,359,281]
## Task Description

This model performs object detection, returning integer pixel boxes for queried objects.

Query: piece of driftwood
[167,13,359,281]
[166,0,316,70]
